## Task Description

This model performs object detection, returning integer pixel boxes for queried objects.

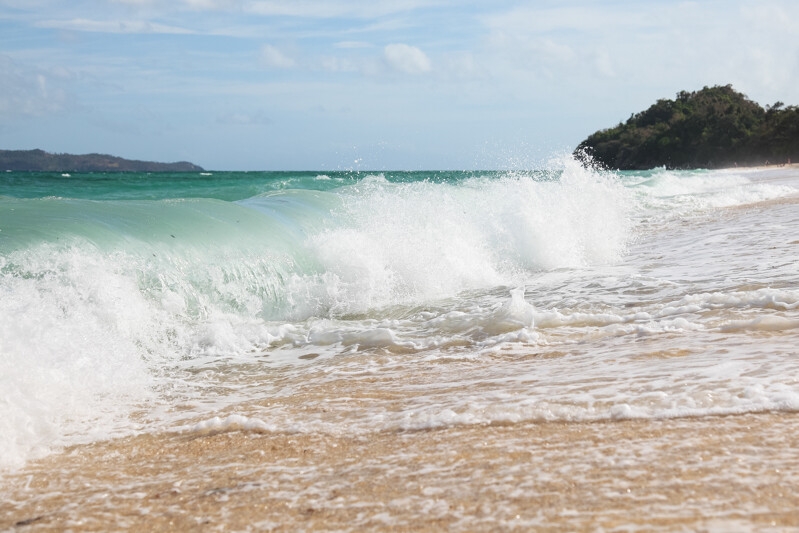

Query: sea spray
[621,166,798,223]
[299,160,632,314]
[0,244,155,469]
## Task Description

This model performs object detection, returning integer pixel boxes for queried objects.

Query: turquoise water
[0,170,519,200]
[0,166,621,319]
[2,160,799,471]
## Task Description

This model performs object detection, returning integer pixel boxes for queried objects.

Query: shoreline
[718,161,799,173]
[3,411,798,531]
[723,162,799,172]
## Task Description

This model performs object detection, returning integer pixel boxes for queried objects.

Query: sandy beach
[3,411,799,531]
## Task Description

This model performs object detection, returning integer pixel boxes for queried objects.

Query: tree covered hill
[0,149,204,172]
[575,85,799,170]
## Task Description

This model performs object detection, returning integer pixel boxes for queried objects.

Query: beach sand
[3,411,798,531]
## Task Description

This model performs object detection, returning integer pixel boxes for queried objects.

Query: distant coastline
[0,149,204,172]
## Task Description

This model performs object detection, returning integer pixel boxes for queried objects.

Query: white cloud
[593,49,615,78]
[0,55,71,117]
[107,0,441,17]
[37,18,195,34]
[216,110,272,125]
[383,43,431,74]
[245,0,439,19]
[320,56,358,73]
[334,41,373,49]
[483,5,646,36]
[111,0,238,8]
[438,51,484,81]
[260,44,296,68]
[181,0,239,9]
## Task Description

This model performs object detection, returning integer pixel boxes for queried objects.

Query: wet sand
[3,411,798,531]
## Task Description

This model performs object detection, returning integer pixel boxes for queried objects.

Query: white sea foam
[720,316,799,332]
[2,162,799,471]
[189,414,280,435]
[299,158,631,314]
[625,167,798,223]
[0,246,155,470]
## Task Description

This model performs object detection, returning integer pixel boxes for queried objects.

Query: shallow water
[3,413,798,531]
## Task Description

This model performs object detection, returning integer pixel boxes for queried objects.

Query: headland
[0,149,204,172]
[576,85,799,170]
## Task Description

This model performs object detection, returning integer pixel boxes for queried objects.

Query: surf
[2,157,798,471]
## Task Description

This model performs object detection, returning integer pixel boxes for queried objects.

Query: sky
[1,0,798,170]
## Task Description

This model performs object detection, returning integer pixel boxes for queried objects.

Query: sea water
[1,157,798,473]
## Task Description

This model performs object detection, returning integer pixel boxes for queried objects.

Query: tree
[575,85,797,169]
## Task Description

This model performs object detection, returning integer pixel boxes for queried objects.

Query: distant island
[0,149,204,172]
[575,85,799,170]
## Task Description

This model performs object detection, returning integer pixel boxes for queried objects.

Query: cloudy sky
[1,0,798,170]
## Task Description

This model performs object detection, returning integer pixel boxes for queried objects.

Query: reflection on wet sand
[3,411,798,531]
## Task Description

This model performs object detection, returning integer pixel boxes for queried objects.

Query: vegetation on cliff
[0,149,204,172]
[575,85,799,170]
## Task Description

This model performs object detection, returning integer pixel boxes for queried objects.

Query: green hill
[575,85,799,170]
[0,149,204,172]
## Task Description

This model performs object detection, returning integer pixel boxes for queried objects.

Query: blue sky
[1,0,798,170]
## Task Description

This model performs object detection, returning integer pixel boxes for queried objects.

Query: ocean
[2,157,799,530]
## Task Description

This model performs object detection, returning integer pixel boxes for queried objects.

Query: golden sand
[3,411,798,531]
